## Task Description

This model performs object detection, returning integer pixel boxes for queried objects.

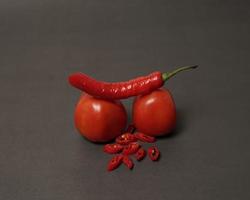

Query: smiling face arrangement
[69,65,197,171]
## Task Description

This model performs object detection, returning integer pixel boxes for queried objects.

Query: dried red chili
[134,132,156,143]
[135,148,146,161]
[148,146,160,161]
[122,142,140,155]
[103,143,123,154]
[115,133,137,145]
[126,124,136,133]
[68,65,198,99]
[123,155,134,169]
[107,154,124,171]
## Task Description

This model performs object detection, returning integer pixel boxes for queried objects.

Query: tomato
[132,89,176,136]
[74,94,127,142]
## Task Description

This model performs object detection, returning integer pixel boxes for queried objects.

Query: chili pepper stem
[162,65,198,82]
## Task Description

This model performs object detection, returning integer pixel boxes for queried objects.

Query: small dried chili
[115,133,137,145]
[126,124,136,133]
[134,132,156,143]
[107,154,124,171]
[135,148,146,161]
[103,143,123,154]
[122,142,140,155]
[148,146,160,161]
[68,65,198,99]
[123,155,134,169]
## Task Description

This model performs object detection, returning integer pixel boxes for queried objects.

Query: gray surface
[0,0,250,199]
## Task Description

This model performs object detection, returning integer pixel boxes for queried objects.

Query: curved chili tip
[68,73,84,91]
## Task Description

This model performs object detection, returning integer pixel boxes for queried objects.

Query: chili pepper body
[123,156,134,169]
[126,124,136,133]
[107,154,124,171]
[148,146,160,161]
[103,143,123,154]
[68,71,163,99]
[122,142,140,155]
[134,132,156,143]
[135,148,146,161]
[115,133,137,145]
[68,65,197,99]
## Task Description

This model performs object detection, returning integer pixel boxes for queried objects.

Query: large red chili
[68,65,197,99]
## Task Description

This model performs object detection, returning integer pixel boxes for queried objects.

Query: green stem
[162,65,198,82]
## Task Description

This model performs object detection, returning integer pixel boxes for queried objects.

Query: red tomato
[74,94,127,142]
[132,89,176,136]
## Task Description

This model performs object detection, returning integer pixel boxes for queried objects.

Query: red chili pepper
[123,155,134,169]
[148,146,160,161]
[126,124,136,133]
[134,132,156,143]
[107,154,124,171]
[135,148,146,161]
[68,65,198,99]
[103,143,123,154]
[115,133,137,145]
[122,142,140,155]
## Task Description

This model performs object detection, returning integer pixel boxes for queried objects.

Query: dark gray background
[1,0,250,199]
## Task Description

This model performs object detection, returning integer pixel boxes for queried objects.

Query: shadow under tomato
[157,108,187,140]
[77,107,187,144]
[79,135,114,145]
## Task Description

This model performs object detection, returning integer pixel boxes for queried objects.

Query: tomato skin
[74,94,127,142]
[132,89,176,136]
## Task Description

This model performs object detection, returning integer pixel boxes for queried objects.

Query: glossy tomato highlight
[132,89,176,136]
[74,94,127,142]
